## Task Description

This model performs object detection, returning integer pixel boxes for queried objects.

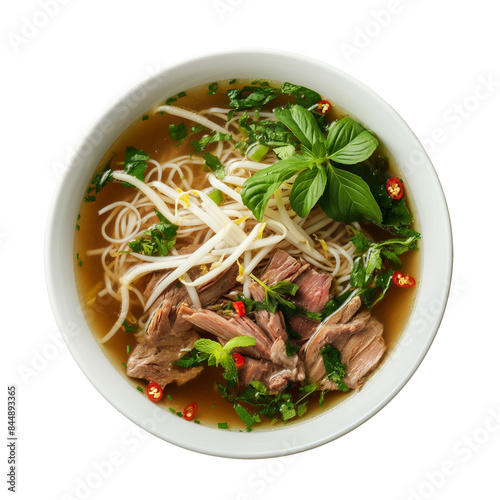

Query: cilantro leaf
[123,146,149,183]
[203,152,225,179]
[280,82,321,108]
[227,86,280,112]
[128,209,177,256]
[84,157,114,202]
[169,122,187,142]
[191,131,232,154]
[320,345,349,391]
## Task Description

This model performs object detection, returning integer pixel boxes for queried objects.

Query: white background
[3,0,500,499]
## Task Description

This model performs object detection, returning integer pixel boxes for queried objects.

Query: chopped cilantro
[84,157,114,202]
[128,209,178,256]
[203,152,225,179]
[191,131,232,154]
[176,412,182,417]
[122,146,149,184]
[194,420,201,424]
[142,115,149,121]
[229,78,236,84]
[320,345,349,391]
[177,91,186,98]
[169,122,187,142]
[207,82,219,95]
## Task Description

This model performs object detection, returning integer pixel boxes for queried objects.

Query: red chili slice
[316,100,331,115]
[232,352,245,369]
[392,271,416,288]
[386,177,404,200]
[182,402,197,421]
[232,300,246,317]
[147,382,163,402]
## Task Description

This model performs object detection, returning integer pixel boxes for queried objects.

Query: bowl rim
[45,48,453,459]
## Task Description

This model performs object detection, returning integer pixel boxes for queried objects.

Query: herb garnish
[191,131,232,154]
[241,107,381,224]
[320,345,349,391]
[175,336,256,381]
[128,209,178,256]
[122,146,150,185]
[203,152,225,179]
[84,157,114,202]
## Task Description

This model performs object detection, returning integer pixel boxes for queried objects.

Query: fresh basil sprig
[240,105,382,224]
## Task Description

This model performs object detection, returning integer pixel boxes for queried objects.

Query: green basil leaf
[326,117,378,164]
[275,105,324,150]
[330,131,378,164]
[320,164,383,224]
[289,166,327,217]
[241,155,310,221]
[326,117,366,153]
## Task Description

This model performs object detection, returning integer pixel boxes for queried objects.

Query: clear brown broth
[74,80,419,430]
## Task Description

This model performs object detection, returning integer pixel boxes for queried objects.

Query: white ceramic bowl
[45,50,453,458]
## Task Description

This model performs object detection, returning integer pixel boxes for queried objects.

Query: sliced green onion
[246,143,269,161]
[218,422,228,429]
[136,386,143,393]
[208,189,224,205]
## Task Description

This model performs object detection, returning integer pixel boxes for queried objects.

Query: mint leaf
[275,105,324,150]
[289,166,327,217]
[223,336,257,353]
[241,155,310,221]
[320,345,349,391]
[320,164,383,224]
[194,336,255,381]
[203,152,225,179]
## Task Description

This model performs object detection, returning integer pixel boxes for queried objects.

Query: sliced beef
[285,267,333,341]
[126,329,203,388]
[238,357,304,394]
[292,268,333,313]
[248,281,287,342]
[144,264,239,341]
[180,304,305,385]
[260,249,308,285]
[179,305,269,359]
[303,297,386,390]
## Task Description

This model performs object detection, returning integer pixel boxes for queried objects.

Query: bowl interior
[45,50,452,458]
